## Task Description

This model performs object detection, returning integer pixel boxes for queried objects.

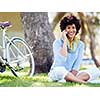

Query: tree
[52,12,66,31]
[20,12,55,73]
[78,12,88,43]
[78,12,100,67]
[86,13,100,67]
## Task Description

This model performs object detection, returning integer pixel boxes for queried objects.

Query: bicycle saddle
[0,21,11,29]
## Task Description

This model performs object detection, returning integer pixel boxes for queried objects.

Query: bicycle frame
[0,22,35,76]
[1,28,26,62]
[2,28,8,60]
[0,28,12,65]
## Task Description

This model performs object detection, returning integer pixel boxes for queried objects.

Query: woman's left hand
[70,70,78,76]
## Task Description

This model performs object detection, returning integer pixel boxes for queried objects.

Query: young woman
[48,14,100,84]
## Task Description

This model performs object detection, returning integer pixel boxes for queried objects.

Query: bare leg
[76,72,90,81]
[64,72,87,84]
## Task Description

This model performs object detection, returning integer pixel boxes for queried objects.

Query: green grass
[0,72,100,87]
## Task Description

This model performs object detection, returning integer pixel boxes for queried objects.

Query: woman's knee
[76,72,90,81]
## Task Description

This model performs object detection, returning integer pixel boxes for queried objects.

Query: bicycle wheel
[6,37,35,77]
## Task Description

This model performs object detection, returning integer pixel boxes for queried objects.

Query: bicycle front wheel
[6,38,35,77]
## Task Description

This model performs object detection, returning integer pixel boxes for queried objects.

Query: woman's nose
[70,29,73,32]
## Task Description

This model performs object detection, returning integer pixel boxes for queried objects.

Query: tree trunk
[78,12,100,67]
[88,25,100,67]
[52,12,66,31]
[78,12,87,42]
[20,12,55,73]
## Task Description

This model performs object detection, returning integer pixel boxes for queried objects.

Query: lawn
[0,72,100,87]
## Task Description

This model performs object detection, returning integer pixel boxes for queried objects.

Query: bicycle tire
[6,37,35,77]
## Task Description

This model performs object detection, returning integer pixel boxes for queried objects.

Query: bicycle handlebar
[0,21,11,29]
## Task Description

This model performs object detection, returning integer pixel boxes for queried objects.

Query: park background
[0,12,100,87]
[0,0,100,100]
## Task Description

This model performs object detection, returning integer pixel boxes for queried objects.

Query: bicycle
[0,21,35,77]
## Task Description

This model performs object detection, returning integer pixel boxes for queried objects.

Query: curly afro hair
[60,15,81,34]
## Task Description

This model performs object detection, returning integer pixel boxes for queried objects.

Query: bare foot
[65,72,87,84]
[76,79,87,84]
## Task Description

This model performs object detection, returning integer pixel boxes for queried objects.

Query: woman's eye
[72,26,75,29]
[67,27,70,29]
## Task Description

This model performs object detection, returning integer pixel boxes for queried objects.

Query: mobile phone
[66,32,68,36]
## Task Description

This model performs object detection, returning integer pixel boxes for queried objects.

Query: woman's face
[65,24,76,40]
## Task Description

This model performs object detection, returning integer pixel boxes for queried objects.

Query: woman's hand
[60,30,68,57]
[61,30,68,43]
[70,70,78,76]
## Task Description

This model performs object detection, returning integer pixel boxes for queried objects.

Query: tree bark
[20,12,55,73]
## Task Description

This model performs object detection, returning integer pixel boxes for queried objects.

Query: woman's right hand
[61,30,68,42]
[60,30,68,57]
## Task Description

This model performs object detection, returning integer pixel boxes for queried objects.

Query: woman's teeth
[69,32,74,35]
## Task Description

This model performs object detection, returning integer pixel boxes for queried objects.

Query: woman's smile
[65,24,76,40]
